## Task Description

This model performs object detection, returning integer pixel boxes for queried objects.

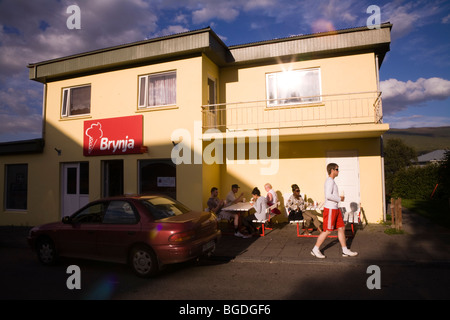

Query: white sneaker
[235,231,251,239]
[342,249,358,257]
[311,248,326,259]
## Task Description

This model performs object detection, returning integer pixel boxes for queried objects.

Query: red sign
[83,115,144,156]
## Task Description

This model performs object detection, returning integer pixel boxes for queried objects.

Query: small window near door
[5,164,28,210]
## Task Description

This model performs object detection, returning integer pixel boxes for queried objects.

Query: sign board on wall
[83,115,144,156]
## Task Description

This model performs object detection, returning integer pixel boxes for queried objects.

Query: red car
[27,195,220,277]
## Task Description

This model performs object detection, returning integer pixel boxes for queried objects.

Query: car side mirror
[62,216,72,224]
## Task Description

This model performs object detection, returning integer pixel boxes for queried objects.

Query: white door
[326,151,360,214]
[62,163,89,217]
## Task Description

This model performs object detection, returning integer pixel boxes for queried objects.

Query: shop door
[326,151,360,214]
[61,163,89,217]
[102,160,124,197]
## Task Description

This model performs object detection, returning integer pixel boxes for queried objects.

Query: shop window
[5,164,28,210]
[138,71,176,108]
[266,68,321,107]
[139,160,176,199]
[61,84,91,117]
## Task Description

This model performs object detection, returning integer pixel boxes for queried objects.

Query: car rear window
[139,197,191,220]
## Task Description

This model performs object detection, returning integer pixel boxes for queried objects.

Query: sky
[0,0,449,142]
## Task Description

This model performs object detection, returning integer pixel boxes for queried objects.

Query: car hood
[31,221,63,232]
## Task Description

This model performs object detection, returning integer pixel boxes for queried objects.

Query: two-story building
[0,23,391,226]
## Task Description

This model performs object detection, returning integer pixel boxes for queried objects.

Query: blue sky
[0,0,449,142]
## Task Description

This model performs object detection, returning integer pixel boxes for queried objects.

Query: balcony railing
[202,91,383,132]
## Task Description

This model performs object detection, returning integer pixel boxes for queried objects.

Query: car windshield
[139,197,191,220]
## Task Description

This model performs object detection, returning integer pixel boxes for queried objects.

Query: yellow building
[0,24,391,226]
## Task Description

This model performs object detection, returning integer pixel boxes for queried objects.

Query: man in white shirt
[311,163,358,259]
[225,184,244,206]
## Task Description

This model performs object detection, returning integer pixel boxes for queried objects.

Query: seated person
[225,184,244,206]
[264,183,281,215]
[287,184,322,233]
[243,187,268,235]
[207,187,249,238]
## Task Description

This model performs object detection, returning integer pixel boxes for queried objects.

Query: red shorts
[323,208,345,231]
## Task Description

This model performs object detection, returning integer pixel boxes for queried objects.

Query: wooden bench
[252,202,279,237]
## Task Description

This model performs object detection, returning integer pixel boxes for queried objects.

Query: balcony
[202,91,383,130]
[201,91,387,140]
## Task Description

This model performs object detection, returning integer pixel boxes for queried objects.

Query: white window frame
[266,68,322,107]
[138,71,176,109]
[61,84,91,117]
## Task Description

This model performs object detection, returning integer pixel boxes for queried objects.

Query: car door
[96,200,141,263]
[58,202,105,259]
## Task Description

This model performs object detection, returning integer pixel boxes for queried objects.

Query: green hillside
[384,126,450,155]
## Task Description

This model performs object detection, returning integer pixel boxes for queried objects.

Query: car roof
[99,194,169,201]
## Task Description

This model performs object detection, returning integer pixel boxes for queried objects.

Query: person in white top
[264,183,281,215]
[311,163,358,259]
[243,187,268,235]
[225,184,244,206]
[264,183,277,205]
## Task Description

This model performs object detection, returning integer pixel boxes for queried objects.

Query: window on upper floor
[266,68,321,107]
[61,84,91,117]
[138,71,176,109]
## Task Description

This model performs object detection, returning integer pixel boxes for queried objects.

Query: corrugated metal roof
[28,27,231,83]
[417,149,448,162]
[229,23,392,65]
[28,23,392,83]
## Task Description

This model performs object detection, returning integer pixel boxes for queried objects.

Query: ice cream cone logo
[85,122,103,154]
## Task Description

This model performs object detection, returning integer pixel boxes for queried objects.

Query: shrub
[391,164,439,200]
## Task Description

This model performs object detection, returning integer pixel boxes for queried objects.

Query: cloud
[0,86,43,141]
[381,77,450,114]
[0,0,157,73]
[149,25,190,38]
[311,19,336,33]
[443,14,450,24]
[192,3,240,24]
[381,1,444,39]
[0,0,449,141]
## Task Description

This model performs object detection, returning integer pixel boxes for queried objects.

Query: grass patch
[384,227,406,235]
[401,198,450,229]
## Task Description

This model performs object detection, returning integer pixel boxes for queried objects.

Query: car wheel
[130,245,158,277]
[37,238,57,265]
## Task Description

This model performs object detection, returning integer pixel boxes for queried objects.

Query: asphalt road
[1,239,450,301]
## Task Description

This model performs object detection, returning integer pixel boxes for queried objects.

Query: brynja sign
[83,115,144,156]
